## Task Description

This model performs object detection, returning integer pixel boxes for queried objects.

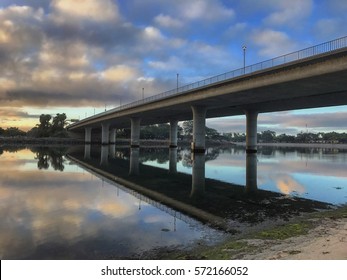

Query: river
[0,144,346,259]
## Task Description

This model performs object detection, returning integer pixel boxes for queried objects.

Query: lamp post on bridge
[242,45,247,74]
[176,73,179,93]
[142,87,144,100]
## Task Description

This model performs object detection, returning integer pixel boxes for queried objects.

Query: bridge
[67,36,347,153]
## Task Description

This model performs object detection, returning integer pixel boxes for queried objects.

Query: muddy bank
[150,205,347,260]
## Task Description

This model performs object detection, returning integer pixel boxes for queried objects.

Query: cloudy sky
[0,0,347,133]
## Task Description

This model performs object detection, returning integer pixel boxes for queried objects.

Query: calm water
[1,144,346,259]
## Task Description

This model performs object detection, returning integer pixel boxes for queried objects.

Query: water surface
[1,144,346,259]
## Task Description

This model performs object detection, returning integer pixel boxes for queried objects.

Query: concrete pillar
[101,122,110,145]
[191,105,206,153]
[85,127,92,143]
[169,120,178,147]
[109,128,116,144]
[84,144,91,160]
[169,147,177,174]
[245,110,258,153]
[190,153,205,198]
[100,145,109,166]
[130,117,141,147]
[129,147,140,175]
[245,153,258,193]
[109,144,116,158]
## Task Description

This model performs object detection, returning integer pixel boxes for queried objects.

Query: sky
[0,0,347,134]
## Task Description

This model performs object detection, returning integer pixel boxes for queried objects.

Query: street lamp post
[242,45,247,74]
[142,87,144,100]
[176,73,179,93]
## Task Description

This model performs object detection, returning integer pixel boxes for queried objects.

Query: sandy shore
[239,217,347,260]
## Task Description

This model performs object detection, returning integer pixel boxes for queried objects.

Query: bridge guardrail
[69,35,347,127]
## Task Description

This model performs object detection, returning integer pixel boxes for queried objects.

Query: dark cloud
[0,0,346,133]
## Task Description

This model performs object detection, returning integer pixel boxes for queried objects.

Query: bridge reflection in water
[68,145,331,233]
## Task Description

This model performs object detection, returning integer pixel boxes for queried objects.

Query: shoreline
[234,142,347,149]
[2,137,347,149]
[158,205,347,260]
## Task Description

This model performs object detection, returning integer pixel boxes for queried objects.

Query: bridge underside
[68,49,347,152]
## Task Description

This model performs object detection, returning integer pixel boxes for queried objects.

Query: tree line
[1,117,347,144]
[0,113,68,138]
[223,130,347,144]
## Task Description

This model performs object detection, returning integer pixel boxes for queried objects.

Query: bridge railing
[71,35,347,126]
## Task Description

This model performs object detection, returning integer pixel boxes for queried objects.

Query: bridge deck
[68,38,347,131]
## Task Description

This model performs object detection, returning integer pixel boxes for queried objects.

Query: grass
[255,222,312,240]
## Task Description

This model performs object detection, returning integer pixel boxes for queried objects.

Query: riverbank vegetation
[1,117,347,144]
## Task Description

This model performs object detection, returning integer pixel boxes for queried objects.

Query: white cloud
[264,0,313,26]
[143,26,164,41]
[50,0,120,23]
[179,0,234,21]
[252,29,297,57]
[101,65,139,82]
[148,56,185,72]
[154,14,183,28]
[314,18,342,40]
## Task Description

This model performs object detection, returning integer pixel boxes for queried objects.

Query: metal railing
[70,35,347,127]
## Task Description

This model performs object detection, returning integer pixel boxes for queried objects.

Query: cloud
[205,110,347,134]
[0,108,40,119]
[259,111,347,133]
[274,174,306,195]
[50,0,120,23]
[252,29,297,57]
[154,14,183,29]
[207,116,246,133]
[178,0,235,22]
[314,18,342,40]
[0,0,346,131]
[264,0,313,27]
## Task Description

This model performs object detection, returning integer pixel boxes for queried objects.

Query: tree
[277,133,295,143]
[259,130,276,143]
[37,114,52,137]
[206,127,220,139]
[51,113,67,137]
[140,124,170,140]
[182,120,193,136]
[52,113,67,131]
[4,127,26,137]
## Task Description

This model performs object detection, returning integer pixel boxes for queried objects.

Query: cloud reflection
[0,148,215,259]
[274,174,306,195]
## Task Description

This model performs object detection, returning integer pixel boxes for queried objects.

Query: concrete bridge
[67,36,347,153]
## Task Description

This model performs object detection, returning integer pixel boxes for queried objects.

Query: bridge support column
[85,127,92,143]
[130,117,141,147]
[84,144,91,160]
[191,105,206,153]
[129,147,140,175]
[100,145,109,166]
[109,128,116,144]
[191,153,205,198]
[169,120,178,147]
[246,153,258,193]
[169,147,178,174]
[101,123,110,145]
[245,110,258,153]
